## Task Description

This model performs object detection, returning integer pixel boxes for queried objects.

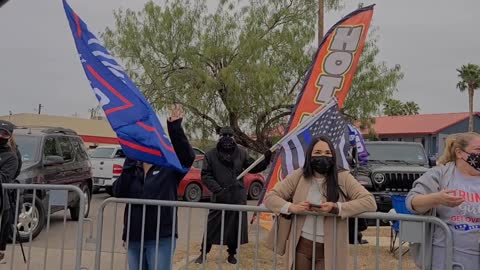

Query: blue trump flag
[63,0,185,172]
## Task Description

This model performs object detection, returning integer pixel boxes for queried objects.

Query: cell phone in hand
[309,203,323,209]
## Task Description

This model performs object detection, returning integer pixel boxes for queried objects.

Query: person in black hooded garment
[195,126,272,265]
[0,120,20,264]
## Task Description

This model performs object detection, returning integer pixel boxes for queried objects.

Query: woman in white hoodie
[407,132,480,270]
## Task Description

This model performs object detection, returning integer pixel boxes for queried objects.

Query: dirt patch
[173,242,416,270]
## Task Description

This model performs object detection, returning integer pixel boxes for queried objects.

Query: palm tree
[403,101,420,115]
[383,99,404,116]
[457,64,480,132]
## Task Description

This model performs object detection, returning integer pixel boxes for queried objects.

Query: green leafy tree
[342,30,404,125]
[456,63,480,132]
[103,0,319,152]
[103,0,403,152]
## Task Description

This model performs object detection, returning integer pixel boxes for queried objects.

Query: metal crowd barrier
[93,198,454,270]
[1,184,85,270]
[0,185,455,270]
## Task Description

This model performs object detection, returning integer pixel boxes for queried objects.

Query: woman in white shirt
[264,136,376,270]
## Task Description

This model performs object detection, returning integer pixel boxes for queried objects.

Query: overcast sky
[0,0,479,118]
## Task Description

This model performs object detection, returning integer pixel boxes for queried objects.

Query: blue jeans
[127,238,176,270]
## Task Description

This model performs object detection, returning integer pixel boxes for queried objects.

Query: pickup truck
[90,145,205,195]
[89,145,126,195]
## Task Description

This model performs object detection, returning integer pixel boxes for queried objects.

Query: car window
[15,135,40,162]
[91,148,115,158]
[58,137,74,162]
[114,149,126,158]
[193,148,204,156]
[193,159,203,169]
[71,137,88,161]
[43,137,61,158]
[366,143,427,165]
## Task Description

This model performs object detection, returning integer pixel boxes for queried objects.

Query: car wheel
[184,183,202,202]
[15,196,46,243]
[248,181,263,200]
[70,184,91,221]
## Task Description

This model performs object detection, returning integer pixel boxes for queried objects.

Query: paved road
[0,192,260,270]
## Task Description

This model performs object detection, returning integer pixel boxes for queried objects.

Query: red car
[177,155,266,202]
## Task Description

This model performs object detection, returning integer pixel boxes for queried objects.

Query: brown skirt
[295,237,325,270]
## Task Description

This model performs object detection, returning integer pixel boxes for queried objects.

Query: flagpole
[237,97,337,180]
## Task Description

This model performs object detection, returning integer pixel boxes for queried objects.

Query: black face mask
[311,156,334,174]
[0,138,8,146]
[464,151,480,171]
[218,136,236,152]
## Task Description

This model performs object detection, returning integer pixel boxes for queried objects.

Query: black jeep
[353,141,436,213]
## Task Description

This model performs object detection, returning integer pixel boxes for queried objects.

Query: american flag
[279,99,350,176]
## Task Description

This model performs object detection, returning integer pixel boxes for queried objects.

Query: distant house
[0,113,118,147]
[362,112,480,157]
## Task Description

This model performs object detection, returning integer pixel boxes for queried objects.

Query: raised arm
[167,104,195,170]
[167,118,195,170]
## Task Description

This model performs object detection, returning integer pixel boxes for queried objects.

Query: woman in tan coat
[264,136,377,270]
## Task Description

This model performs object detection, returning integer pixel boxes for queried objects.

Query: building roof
[0,113,118,144]
[364,112,480,136]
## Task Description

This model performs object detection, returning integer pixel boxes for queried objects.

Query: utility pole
[318,0,324,46]
[38,104,43,115]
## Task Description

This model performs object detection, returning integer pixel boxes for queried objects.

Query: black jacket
[200,146,269,246]
[14,147,22,180]
[112,119,195,242]
[0,144,19,212]
[201,146,269,204]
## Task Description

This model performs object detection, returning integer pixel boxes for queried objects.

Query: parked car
[92,145,205,196]
[177,155,266,202]
[353,141,435,212]
[90,145,126,195]
[13,127,93,241]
